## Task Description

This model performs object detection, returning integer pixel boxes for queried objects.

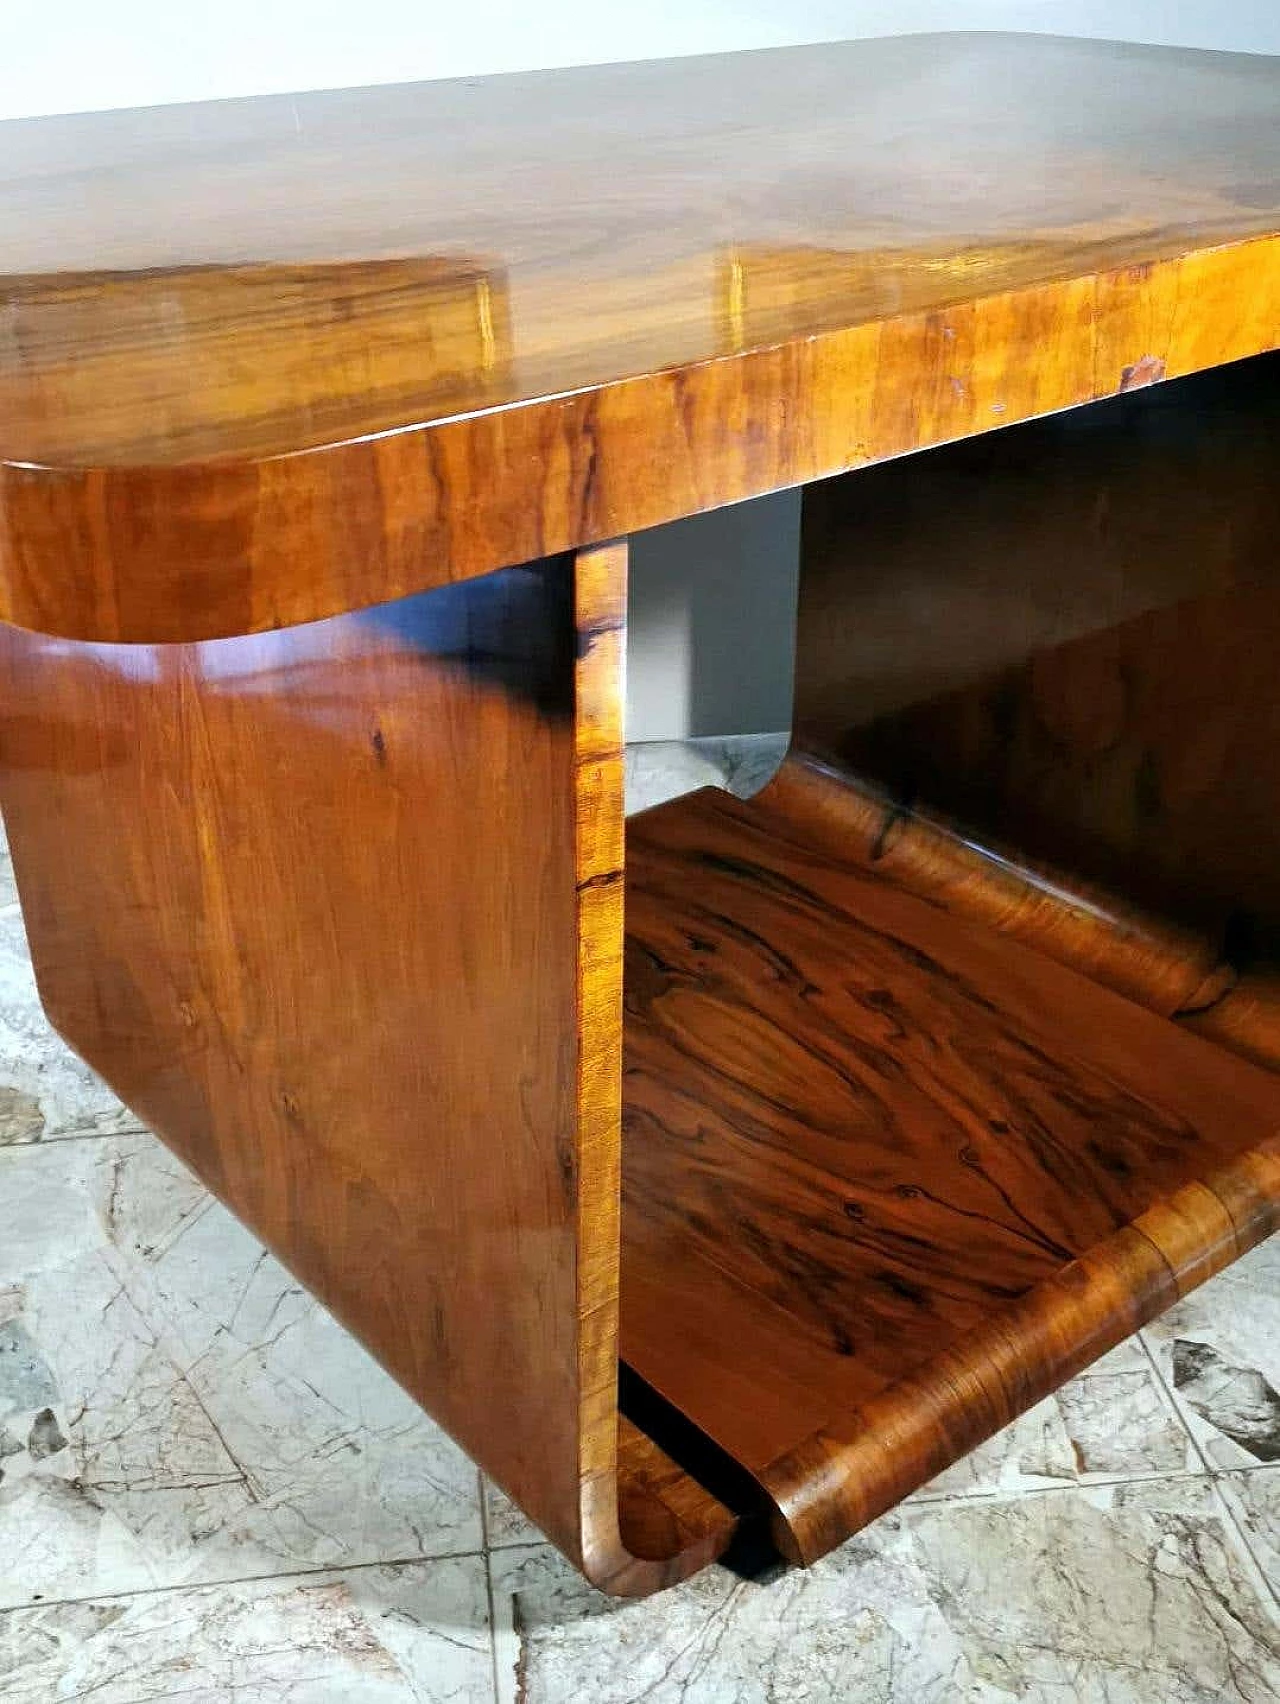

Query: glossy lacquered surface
[622,775,1280,1562]
[0,542,733,1596]
[3,34,1280,639]
[614,352,1280,1565]
[796,350,1280,1068]
[4,37,1280,1598]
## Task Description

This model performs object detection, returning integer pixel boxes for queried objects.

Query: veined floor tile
[0,1555,493,1704]
[913,1337,1199,1498]
[0,1134,482,1607]
[625,742,733,816]
[492,1477,1280,1704]
[624,734,787,817]
[0,910,141,1145]
[1144,1236,1280,1471]
[483,1476,542,1550]
[1218,1468,1280,1608]
[686,732,789,798]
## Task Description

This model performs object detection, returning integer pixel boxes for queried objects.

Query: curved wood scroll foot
[622,770,1280,1568]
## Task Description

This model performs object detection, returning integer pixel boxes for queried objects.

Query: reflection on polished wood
[797,352,1280,1066]
[2,35,1279,1596]
[0,543,731,1595]
[3,33,1280,640]
[616,347,1280,1566]
[622,779,1280,1561]
[0,258,512,465]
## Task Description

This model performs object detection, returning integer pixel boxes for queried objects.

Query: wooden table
[2,32,1279,1596]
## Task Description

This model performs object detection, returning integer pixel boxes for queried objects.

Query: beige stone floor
[1,736,1276,1702]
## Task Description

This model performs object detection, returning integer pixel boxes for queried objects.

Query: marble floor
[1,735,1277,1702]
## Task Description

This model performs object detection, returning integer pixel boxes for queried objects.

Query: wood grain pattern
[766,1135,1280,1561]
[795,354,1280,745]
[760,754,1280,1077]
[0,541,733,1596]
[842,586,1280,945]
[795,349,1280,1066]
[621,778,1280,1564]
[4,35,1280,1595]
[594,341,1279,1562]
[3,35,1280,640]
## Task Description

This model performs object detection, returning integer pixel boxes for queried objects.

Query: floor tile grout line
[476,1455,1246,1559]
[487,1546,532,1704]
[0,1545,491,1619]
[1204,1476,1280,1617]
[2,1464,1246,1617]
[478,1469,505,1704]
[909,1465,1220,1509]
[1139,1324,1280,1613]
[1208,1454,1280,1614]
[478,1464,1251,1553]
[1136,1329,1214,1473]
[903,1464,1217,1508]
[0,1125,152,1154]
[477,1458,1233,1554]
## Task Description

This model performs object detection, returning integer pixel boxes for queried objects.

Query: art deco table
[2,33,1279,1596]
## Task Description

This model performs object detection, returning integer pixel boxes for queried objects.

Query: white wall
[5,4,1278,736]
[5,3,1280,120]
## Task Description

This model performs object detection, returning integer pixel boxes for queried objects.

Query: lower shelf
[619,765,1280,1564]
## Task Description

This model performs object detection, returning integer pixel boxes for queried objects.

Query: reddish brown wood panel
[759,754,1280,1078]
[795,353,1280,747]
[3,35,1280,641]
[796,349,1280,1065]
[0,543,733,1596]
[840,583,1280,945]
[3,36,1280,1595]
[609,350,1280,1564]
[620,777,1280,1563]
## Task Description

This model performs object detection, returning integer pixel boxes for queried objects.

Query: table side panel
[0,555,601,1564]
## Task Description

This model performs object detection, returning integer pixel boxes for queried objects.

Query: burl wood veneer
[2,34,1279,1593]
